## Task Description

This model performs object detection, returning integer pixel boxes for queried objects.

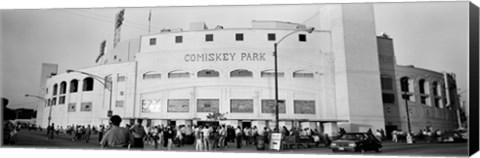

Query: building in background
[36,4,460,136]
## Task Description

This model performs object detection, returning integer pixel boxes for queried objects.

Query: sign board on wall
[230,99,253,113]
[293,100,315,114]
[261,100,285,113]
[142,99,162,112]
[167,99,189,112]
[197,99,219,112]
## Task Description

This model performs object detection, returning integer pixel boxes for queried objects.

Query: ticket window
[242,121,251,129]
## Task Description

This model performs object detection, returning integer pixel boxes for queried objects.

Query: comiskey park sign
[184,52,267,62]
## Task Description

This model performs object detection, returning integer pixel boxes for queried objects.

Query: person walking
[235,126,243,149]
[98,125,105,143]
[374,129,382,141]
[47,123,55,141]
[165,126,174,150]
[100,115,132,149]
[129,119,147,149]
[202,125,211,151]
[195,126,204,151]
[392,130,398,143]
[152,126,160,149]
[85,125,92,143]
[218,125,227,149]
[208,126,216,151]
[176,126,184,147]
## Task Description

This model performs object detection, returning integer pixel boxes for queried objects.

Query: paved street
[4,130,468,157]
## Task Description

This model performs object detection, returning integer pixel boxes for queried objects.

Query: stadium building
[36,4,460,137]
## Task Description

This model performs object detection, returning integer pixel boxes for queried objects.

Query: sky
[0,1,472,110]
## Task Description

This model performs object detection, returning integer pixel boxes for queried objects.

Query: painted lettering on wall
[184,53,266,62]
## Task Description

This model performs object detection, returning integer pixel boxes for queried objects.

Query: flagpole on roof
[148,9,152,34]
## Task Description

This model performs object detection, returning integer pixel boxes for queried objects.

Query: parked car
[330,132,382,153]
[438,131,467,143]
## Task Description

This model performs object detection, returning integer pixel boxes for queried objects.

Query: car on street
[438,131,467,143]
[330,132,382,153]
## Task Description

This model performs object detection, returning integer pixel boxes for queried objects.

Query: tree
[206,112,228,121]
[2,97,15,120]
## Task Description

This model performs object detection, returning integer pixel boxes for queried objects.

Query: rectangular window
[115,100,124,108]
[298,34,307,42]
[230,99,254,113]
[261,99,285,113]
[167,99,189,112]
[80,102,92,111]
[117,76,126,82]
[382,93,395,104]
[293,100,315,114]
[197,99,219,112]
[175,36,183,43]
[205,34,214,42]
[51,98,57,106]
[268,33,276,41]
[59,96,66,105]
[381,77,393,90]
[68,103,76,112]
[149,38,156,46]
[235,33,244,41]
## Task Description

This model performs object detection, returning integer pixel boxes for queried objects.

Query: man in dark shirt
[100,115,132,149]
[129,119,147,149]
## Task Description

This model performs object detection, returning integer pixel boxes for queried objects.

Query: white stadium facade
[35,4,460,137]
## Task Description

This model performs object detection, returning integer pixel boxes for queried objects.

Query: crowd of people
[391,127,448,143]
[97,115,336,150]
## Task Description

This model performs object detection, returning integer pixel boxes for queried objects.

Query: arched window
[60,81,67,94]
[52,84,58,96]
[400,77,415,101]
[293,70,314,78]
[230,69,252,77]
[82,77,94,91]
[198,69,219,77]
[419,79,429,94]
[261,69,284,77]
[143,71,161,79]
[168,70,190,78]
[70,79,78,93]
[400,77,410,93]
[432,82,438,96]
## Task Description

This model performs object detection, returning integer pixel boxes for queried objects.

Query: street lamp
[66,69,113,118]
[273,25,315,132]
[25,94,48,125]
[400,78,413,144]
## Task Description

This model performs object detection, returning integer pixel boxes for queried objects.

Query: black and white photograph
[1,0,478,158]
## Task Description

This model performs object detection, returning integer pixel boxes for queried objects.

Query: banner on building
[197,99,219,112]
[230,99,253,113]
[167,99,189,112]
[261,99,285,113]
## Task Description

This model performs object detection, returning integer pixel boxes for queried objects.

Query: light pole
[25,94,48,125]
[66,69,113,118]
[400,78,413,144]
[273,25,315,132]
